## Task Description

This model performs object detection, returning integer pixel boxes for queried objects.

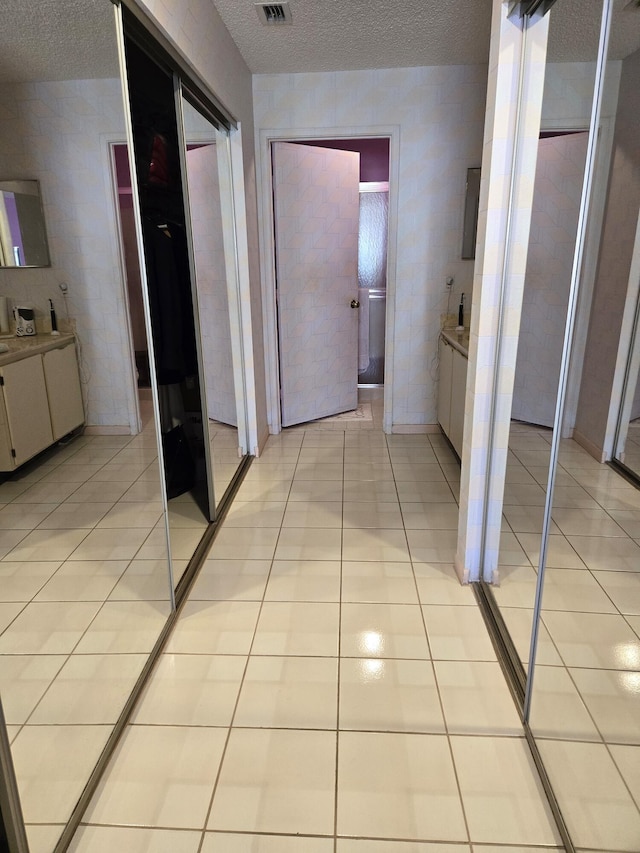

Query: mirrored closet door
[484,0,602,682]
[179,96,250,508]
[120,31,214,591]
[526,4,640,850]
[118,10,250,592]
[0,3,173,852]
[0,1,252,850]
[474,1,640,849]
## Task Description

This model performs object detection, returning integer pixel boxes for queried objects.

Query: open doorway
[272,137,390,429]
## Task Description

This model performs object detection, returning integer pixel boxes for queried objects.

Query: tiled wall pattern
[575,47,640,455]
[541,62,598,129]
[0,78,135,429]
[186,144,237,426]
[512,132,589,427]
[273,142,360,426]
[253,64,488,426]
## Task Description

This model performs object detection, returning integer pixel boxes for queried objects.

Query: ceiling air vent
[255,2,292,25]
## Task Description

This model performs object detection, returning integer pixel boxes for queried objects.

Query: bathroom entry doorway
[272,137,390,428]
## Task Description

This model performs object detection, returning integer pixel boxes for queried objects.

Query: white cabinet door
[42,343,84,440]
[1,355,54,466]
[450,348,468,458]
[438,337,453,436]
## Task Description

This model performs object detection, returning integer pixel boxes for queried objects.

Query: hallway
[68,395,563,852]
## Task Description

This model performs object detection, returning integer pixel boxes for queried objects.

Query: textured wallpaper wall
[253,66,487,426]
[0,78,135,429]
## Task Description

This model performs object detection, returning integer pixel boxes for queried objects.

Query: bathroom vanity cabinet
[438,331,468,458]
[0,336,84,470]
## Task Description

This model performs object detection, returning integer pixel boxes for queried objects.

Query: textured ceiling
[212,0,640,73]
[211,0,494,72]
[0,0,118,84]
[547,0,640,63]
[0,0,638,84]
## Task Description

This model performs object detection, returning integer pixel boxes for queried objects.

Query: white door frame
[257,125,400,434]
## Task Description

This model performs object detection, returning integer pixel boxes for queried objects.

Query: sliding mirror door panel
[121,32,213,587]
[0,2,173,851]
[180,97,248,506]
[528,4,640,850]
[486,2,601,680]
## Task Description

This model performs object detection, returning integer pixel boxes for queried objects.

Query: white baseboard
[83,425,131,436]
[255,424,271,457]
[391,423,441,434]
[453,552,471,584]
[572,428,607,463]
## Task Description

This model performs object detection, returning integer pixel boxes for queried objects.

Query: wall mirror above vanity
[0,180,51,268]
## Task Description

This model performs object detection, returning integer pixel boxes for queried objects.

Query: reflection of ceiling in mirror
[1,0,639,85]
[0,0,118,84]
[547,0,640,62]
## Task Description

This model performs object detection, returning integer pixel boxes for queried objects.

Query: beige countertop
[0,332,75,367]
[441,327,469,358]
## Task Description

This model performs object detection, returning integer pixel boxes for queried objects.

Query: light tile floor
[7,392,640,852]
[0,394,243,852]
[68,395,565,853]
[497,420,640,852]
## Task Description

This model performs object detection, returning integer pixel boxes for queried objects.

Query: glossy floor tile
[68,826,202,853]
[202,835,333,853]
[234,655,338,729]
[207,728,336,835]
[498,424,640,850]
[82,724,227,829]
[536,739,640,851]
[450,736,561,846]
[11,724,111,823]
[16,404,637,853]
[131,653,245,727]
[337,731,466,840]
[433,660,522,736]
[339,657,444,733]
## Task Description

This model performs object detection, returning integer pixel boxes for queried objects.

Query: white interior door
[512,132,589,427]
[273,141,360,427]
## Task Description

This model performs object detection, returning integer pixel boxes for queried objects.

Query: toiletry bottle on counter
[49,299,59,335]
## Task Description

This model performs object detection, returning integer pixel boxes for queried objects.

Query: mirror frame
[0,179,51,268]
[461,167,481,260]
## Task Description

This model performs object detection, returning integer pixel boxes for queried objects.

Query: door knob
[351,299,360,308]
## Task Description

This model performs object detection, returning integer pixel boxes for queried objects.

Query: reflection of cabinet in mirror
[0,338,83,470]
